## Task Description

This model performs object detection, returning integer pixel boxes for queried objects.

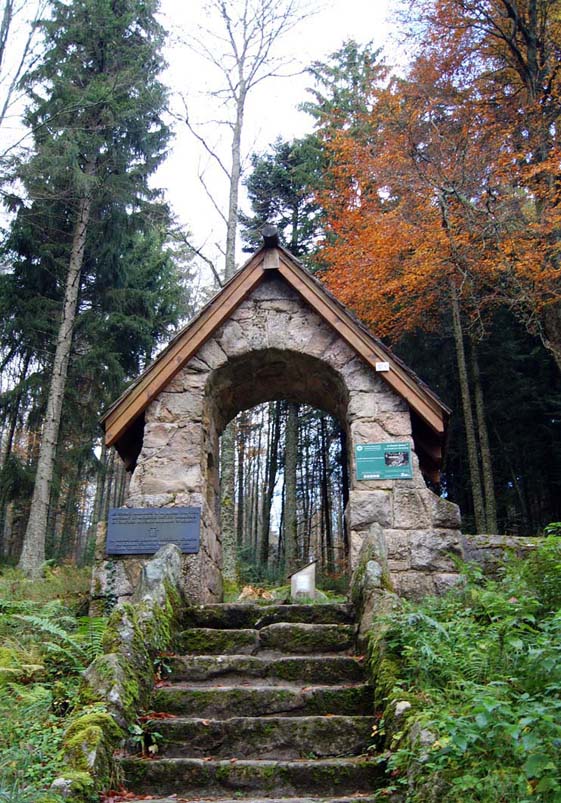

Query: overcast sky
[156,0,398,280]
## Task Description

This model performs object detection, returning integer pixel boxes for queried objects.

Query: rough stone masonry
[92,270,463,608]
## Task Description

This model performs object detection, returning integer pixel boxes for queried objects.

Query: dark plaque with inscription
[106,507,201,555]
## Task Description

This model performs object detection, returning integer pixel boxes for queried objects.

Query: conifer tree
[9,0,171,576]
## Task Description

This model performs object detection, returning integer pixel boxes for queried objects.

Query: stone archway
[200,347,349,567]
[99,242,462,606]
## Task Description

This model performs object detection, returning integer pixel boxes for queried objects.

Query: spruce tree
[240,136,324,261]
[9,0,171,576]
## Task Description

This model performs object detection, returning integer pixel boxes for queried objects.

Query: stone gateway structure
[97,237,462,606]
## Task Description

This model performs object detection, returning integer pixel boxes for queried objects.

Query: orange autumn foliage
[318,0,561,362]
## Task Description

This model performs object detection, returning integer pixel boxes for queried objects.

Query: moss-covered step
[176,627,259,655]
[143,715,374,759]
[123,798,383,803]
[257,623,354,654]
[175,628,258,655]
[120,756,386,798]
[166,654,366,685]
[181,603,355,630]
[175,623,354,656]
[152,683,373,718]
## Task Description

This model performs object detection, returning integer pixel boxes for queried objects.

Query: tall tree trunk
[224,85,245,280]
[260,402,281,565]
[19,187,93,577]
[0,353,30,550]
[220,419,237,582]
[543,304,561,374]
[89,441,107,538]
[470,337,498,533]
[450,287,486,533]
[57,459,84,561]
[320,413,334,573]
[219,85,246,586]
[236,411,247,549]
[102,448,115,522]
[340,426,350,561]
[284,402,298,576]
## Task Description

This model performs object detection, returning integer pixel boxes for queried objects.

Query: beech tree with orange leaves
[317,2,561,531]
[322,1,561,356]
[318,63,501,531]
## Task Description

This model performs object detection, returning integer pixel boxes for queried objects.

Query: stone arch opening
[101,245,462,606]
[202,349,350,584]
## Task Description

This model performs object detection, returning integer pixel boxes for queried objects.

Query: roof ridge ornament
[262,224,279,248]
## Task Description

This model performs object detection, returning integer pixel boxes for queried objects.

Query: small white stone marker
[290,561,316,601]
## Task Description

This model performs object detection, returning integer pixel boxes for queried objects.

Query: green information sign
[355,442,413,480]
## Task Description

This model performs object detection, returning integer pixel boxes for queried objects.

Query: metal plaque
[106,507,201,555]
[355,442,413,480]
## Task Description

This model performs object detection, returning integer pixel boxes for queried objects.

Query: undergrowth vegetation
[379,537,561,802]
[0,566,106,802]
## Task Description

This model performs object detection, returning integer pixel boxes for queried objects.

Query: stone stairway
[121,602,385,802]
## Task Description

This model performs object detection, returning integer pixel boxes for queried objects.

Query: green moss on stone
[178,628,257,654]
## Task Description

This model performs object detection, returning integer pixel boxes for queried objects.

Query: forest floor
[1,537,560,802]
[0,566,100,802]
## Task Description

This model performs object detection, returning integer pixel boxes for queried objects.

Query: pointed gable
[101,242,450,479]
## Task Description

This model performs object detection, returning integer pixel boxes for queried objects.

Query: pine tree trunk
[236,412,247,549]
[470,337,498,533]
[58,458,84,561]
[340,426,350,561]
[320,413,334,573]
[0,354,30,550]
[89,441,107,538]
[260,402,281,565]
[284,402,298,576]
[102,448,115,522]
[19,188,93,577]
[450,288,486,533]
[220,421,237,582]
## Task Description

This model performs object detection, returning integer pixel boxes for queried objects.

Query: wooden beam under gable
[276,254,446,435]
[103,253,265,447]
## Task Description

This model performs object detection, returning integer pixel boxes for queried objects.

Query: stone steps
[165,654,367,684]
[152,682,372,718]
[176,622,355,655]
[143,714,375,758]
[119,757,386,798]
[119,602,385,801]
[125,796,382,803]
[181,602,355,629]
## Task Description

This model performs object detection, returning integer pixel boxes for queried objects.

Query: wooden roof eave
[275,251,448,437]
[102,243,449,453]
[102,249,267,448]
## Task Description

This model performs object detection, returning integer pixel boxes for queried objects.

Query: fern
[76,616,108,662]
[11,614,85,653]
[41,641,84,671]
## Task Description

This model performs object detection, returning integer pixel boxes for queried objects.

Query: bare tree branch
[198,168,228,226]
[176,230,223,288]
[181,97,231,180]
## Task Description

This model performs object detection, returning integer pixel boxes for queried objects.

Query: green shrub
[377,538,561,802]
[0,571,106,801]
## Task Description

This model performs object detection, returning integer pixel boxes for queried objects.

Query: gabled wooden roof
[101,242,450,478]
